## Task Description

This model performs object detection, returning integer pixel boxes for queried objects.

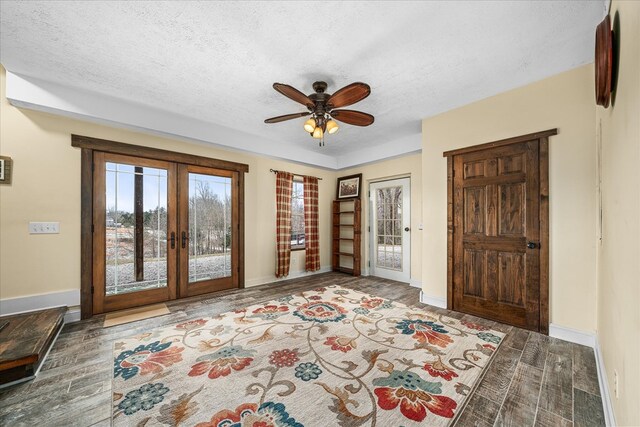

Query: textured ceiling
[0,1,606,165]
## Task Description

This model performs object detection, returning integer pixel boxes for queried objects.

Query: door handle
[182,231,188,249]
[527,241,538,249]
[404,227,410,232]
[169,232,175,249]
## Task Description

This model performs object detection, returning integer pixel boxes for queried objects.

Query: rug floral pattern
[112,285,504,426]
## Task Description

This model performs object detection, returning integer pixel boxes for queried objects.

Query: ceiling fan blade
[264,112,310,124]
[330,110,375,126]
[273,83,315,108]
[327,82,371,108]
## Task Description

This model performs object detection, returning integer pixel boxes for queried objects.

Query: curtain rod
[269,169,323,180]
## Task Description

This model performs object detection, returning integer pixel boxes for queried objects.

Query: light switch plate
[29,222,60,234]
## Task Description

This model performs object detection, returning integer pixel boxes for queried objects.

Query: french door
[92,153,239,314]
[178,165,239,297]
[369,178,411,282]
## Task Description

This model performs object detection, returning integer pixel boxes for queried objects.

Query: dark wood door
[447,133,551,332]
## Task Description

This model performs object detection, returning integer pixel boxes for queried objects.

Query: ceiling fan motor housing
[312,81,328,93]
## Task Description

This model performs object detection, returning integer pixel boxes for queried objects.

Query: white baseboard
[244,266,332,288]
[548,324,615,426]
[594,336,617,427]
[548,323,596,348]
[64,307,82,324]
[0,289,80,323]
[419,291,447,308]
[0,268,332,323]
[409,279,422,289]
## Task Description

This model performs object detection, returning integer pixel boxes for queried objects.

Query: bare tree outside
[376,186,403,270]
[291,181,305,248]
[188,175,232,283]
[105,166,232,295]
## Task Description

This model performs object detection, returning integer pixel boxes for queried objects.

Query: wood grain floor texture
[0,273,605,426]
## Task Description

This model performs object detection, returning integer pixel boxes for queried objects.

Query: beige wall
[596,1,640,425]
[0,65,335,301]
[339,154,422,283]
[422,64,598,332]
[0,64,424,305]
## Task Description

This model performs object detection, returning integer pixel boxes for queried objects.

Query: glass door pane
[187,172,232,283]
[375,186,403,271]
[105,162,169,295]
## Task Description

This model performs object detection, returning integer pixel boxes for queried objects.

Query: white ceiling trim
[5,71,424,169]
[6,71,365,169]
[336,133,422,170]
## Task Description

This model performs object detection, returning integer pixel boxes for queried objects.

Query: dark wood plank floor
[0,273,605,426]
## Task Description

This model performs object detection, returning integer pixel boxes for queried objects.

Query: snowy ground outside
[106,253,231,295]
[376,245,402,270]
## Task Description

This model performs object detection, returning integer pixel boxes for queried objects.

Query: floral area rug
[111,285,504,426]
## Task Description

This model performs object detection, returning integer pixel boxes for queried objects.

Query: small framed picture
[336,173,362,199]
[0,156,12,185]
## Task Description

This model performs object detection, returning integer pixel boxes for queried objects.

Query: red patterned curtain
[275,172,294,278]
[303,176,320,272]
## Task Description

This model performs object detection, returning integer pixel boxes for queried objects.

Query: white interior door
[369,178,410,282]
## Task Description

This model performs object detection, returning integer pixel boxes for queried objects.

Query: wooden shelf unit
[332,199,361,276]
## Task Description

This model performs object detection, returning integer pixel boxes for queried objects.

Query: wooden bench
[0,307,66,387]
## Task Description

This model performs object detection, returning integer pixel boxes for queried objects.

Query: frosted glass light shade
[303,118,316,133]
[326,120,339,134]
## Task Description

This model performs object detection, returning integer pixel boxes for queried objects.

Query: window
[291,180,305,249]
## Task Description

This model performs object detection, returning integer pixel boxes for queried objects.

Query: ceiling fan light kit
[265,80,374,147]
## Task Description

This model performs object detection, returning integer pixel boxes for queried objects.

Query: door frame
[368,177,411,282]
[74,134,249,319]
[443,129,556,335]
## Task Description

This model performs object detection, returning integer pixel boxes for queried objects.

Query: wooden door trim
[91,153,106,314]
[446,156,454,311]
[72,134,250,173]
[77,135,248,319]
[444,129,555,334]
[237,171,245,289]
[539,137,550,334]
[80,148,93,319]
[442,129,557,158]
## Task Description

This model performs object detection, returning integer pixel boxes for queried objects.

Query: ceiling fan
[265,81,374,146]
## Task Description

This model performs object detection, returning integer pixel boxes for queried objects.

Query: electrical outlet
[614,370,619,398]
[29,222,60,234]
